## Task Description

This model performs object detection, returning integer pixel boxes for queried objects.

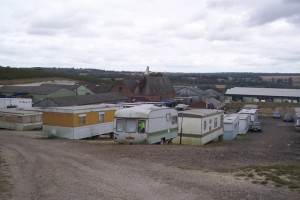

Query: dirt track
[0,117,299,200]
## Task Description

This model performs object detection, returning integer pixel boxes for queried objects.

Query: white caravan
[114,104,178,144]
[238,108,258,125]
[238,113,251,134]
[0,98,32,109]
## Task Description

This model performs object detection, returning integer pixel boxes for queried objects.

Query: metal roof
[179,108,224,118]
[226,87,300,98]
[43,104,122,113]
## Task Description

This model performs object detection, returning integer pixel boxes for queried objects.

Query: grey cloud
[248,1,300,26]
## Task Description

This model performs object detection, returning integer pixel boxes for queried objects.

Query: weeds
[215,163,300,191]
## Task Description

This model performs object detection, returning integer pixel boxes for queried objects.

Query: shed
[0,108,42,130]
[173,109,224,145]
[43,104,122,139]
[223,114,239,140]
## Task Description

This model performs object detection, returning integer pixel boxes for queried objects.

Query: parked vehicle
[272,111,281,119]
[283,114,293,122]
[249,121,262,132]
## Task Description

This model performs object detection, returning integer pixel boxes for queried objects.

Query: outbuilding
[173,109,224,145]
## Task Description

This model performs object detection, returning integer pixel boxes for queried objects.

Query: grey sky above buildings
[0,0,300,73]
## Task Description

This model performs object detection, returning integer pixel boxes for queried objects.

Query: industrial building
[226,87,300,103]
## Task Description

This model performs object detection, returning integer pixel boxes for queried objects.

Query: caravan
[114,104,178,144]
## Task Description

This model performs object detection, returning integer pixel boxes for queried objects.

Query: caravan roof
[223,114,239,124]
[179,109,223,118]
[238,109,257,115]
[115,104,173,118]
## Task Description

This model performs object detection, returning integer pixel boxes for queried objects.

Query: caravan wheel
[160,138,165,145]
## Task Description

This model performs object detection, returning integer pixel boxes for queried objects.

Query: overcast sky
[1,0,300,73]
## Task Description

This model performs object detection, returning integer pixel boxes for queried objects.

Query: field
[260,75,300,87]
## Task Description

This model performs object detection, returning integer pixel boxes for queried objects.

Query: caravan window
[204,121,207,131]
[214,118,218,128]
[99,112,105,123]
[116,119,124,132]
[125,119,137,133]
[172,116,178,125]
[138,120,146,133]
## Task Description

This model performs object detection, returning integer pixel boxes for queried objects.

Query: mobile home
[43,104,122,139]
[238,113,251,134]
[0,108,42,130]
[173,109,224,145]
[238,109,258,125]
[295,108,300,131]
[223,114,239,140]
[114,104,178,144]
[0,98,32,109]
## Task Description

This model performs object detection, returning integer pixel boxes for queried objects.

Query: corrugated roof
[174,86,207,95]
[0,85,73,95]
[226,87,300,98]
[34,92,128,107]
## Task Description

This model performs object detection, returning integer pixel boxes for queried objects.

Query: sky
[0,0,300,73]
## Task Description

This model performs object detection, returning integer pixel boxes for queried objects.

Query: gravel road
[0,117,299,200]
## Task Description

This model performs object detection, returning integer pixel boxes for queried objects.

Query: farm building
[223,114,240,141]
[0,98,32,109]
[173,109,224,145]
[226,87,300,103]
[238,114,251,134]
[174,86,208,104]
[0,85,76,103]
[191,97,225,110]
[111,68,175,102]
[41,84,94,95]
[33,92,128,107]
[0,108,42,130]
[42,104,122,139]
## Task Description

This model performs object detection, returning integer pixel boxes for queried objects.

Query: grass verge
[215,163,300,192]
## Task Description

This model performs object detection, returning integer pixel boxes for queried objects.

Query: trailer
[113,104,178,144]
[173,109,224,145]
[43,104,122,139]
[295,108,300,131]
[238,108,258,125]
[0,108,42,130]
[238,113,251,134]
[0,98,32,109]
[223,114,239,140]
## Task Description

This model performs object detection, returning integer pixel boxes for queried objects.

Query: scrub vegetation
[216,164,300,192]
[0,150,12,199]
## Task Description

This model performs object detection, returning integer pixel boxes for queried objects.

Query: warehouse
[226,87,300,103]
